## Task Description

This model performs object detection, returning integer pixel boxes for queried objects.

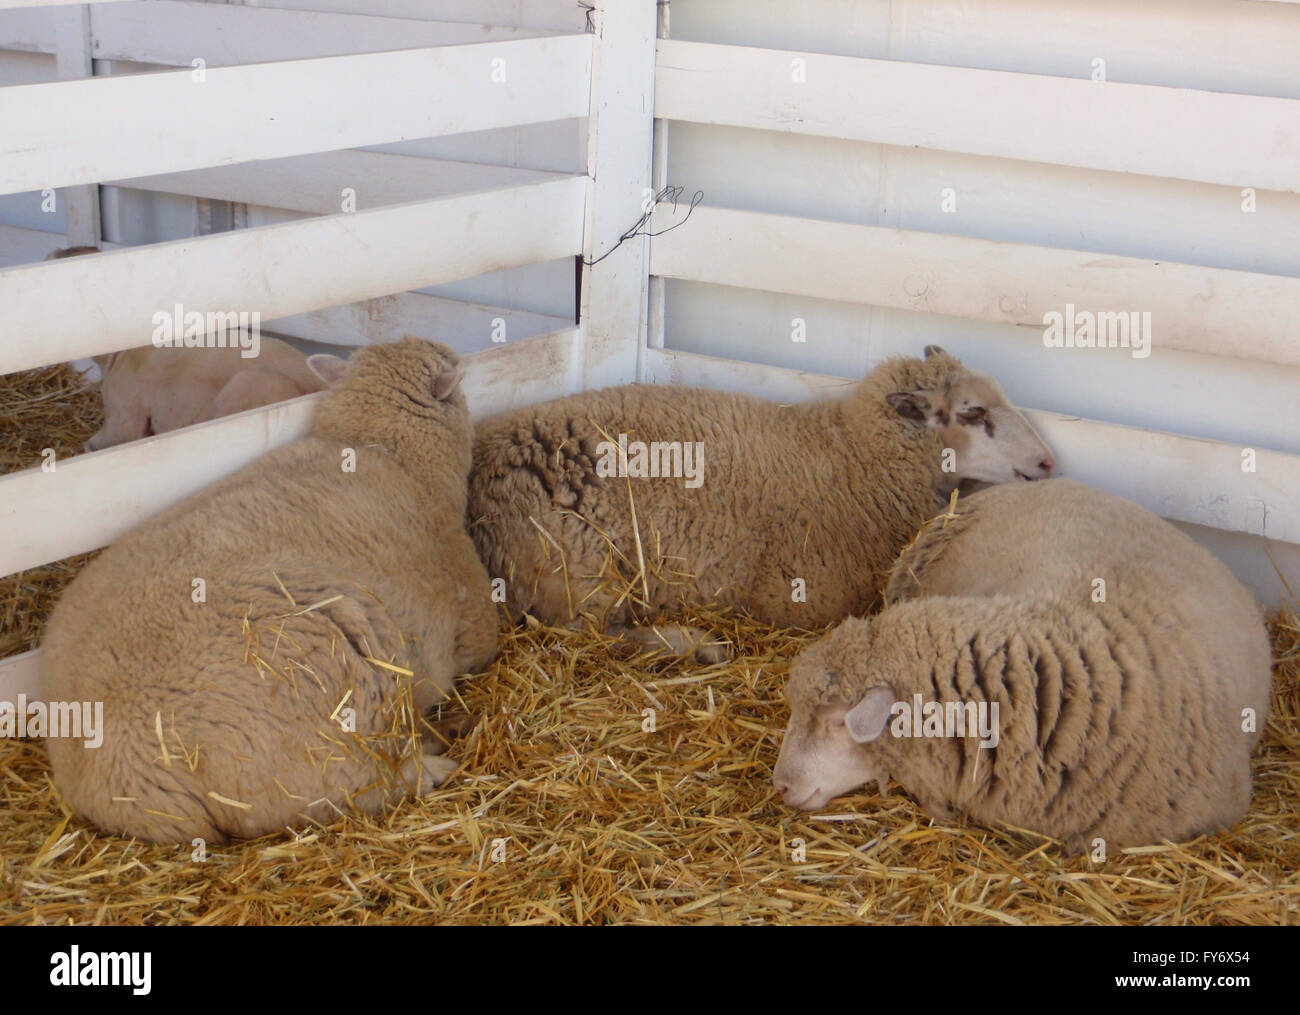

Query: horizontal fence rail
[649,206,1300,368]
[643,347,1300,546]
[0,223,571,350]
[0,175,587,372]
[0,326,583,582]
[0,326,584,703]
[0,1,557,65]
[0,34,592,194]
[656,39,1300,194]
[0,0,130,8]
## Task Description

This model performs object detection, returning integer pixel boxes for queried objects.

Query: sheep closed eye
[957,407,986,424]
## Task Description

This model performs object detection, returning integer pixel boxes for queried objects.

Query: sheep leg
[615,623,733,664]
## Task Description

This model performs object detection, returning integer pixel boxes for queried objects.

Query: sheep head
[773,617,897,811]
[885,345,1055,485]
[309,336,472,480]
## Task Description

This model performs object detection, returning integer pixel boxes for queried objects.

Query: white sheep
[469,346,1054,657]
[41,337,498,844]
[772,478,1273,852]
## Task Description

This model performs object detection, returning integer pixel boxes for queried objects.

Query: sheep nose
[1039,457,1054,477]
[773,781,789,799]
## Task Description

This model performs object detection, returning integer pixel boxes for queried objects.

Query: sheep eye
[957,407,986,424]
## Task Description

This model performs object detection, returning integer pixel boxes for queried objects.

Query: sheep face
[773,621,893,810]
[886,346,1054,485]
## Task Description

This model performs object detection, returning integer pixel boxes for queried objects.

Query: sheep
[468,346,1053,658]
[40,337,499,844]
[43,246,327,450]
[772,478,1273,852]
[86,341,328,451]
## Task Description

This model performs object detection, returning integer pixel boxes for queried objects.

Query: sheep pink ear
[844,685,895,744]
[306,353,349,388]
[432,367,464,401]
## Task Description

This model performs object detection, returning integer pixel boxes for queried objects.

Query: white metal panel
[659,277,1300,459]
[0,34,593,194]
[0,175,587,372]
[650,205,1300,367]
[656,39,1300,193]
[669,0,1300,99]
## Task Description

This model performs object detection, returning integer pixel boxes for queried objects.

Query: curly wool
[468,353,966,629]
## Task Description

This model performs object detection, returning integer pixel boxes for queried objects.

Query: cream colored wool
[44,246,326,451]
[469,347,1052,648]
[774,479,1273,851]
[42,338,497,844]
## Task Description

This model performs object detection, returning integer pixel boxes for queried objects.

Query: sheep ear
[844,686,895,744]
[306,353,349,388]
[923,344,946,359]
[886,390,933,424]
[432,367,464,401]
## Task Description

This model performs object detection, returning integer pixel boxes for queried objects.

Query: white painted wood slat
[0,0,127,9]
[0,326,583,583]
[655,39,1300,193]
[88,1,557,66]
[0,34,593,195]
[0,6,55,51]
[0,175,587,373]
[649,206,1300,368]
[643,347,1300,546]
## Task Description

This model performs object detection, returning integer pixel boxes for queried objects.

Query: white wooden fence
[1,0,1298,701]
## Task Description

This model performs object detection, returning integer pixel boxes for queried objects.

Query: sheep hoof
[620,624,733,664]
[401,753,458,794]
[422,754,459,789]
[692,638,734,664]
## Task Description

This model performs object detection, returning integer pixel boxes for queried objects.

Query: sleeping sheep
[44,246,327,451]
[469,346,1053,658]
[41,337,498,844]
[772,478,1273,852]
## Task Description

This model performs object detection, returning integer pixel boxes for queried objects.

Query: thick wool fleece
[803,479,1272,850]
[468,354,966,629]
[42,338,498,844]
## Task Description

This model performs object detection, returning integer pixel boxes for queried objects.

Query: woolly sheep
[43,246,327,451]
[468,346,1053,658]
[772,478,1273,852]
[41,337,498,844]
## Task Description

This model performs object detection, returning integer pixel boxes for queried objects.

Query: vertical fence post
[53,4,102,250]
[578,0,657,389]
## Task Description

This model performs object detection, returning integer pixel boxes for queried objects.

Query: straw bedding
[1,364,1298,925]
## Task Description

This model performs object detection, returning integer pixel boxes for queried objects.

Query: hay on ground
[0,603,1296,925]
[0,364,103,657]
